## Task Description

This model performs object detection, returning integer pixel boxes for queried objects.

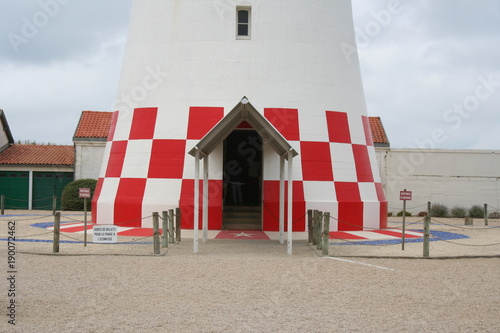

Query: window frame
[236,6,251,40]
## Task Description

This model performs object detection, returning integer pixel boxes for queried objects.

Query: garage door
[0,171,29,209]
[33,172,74,210]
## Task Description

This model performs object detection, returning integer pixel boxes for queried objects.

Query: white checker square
[120,139,153,178]
[330,142,357,182]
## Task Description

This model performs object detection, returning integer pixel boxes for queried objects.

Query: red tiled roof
[369,116,389,145]
[74,111,113,138]
[0,145,74,166]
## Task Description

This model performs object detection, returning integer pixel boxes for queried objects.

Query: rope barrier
[0,215,53,222]
[262,201,307,224]
[430,217,499,230]
[1,195,59,202]
[329,215,383,231]
[388,203,428,210]
[430,235,500,247]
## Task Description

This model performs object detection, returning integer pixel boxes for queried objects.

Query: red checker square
[148,140,186,179]
[262,180,305,232]
[375,182,386,202]
[105,141,128,178]
[179,179,223,230]
[187,107,224,140]
[129,107,158,140]
[300,141,334,181]
[338,202,364,231]
[380,201,388,229]
[107,111,119,142]
[264,108,300,141]
[335,182,361,202]
[362,116,374,146]
[114,178,147,228]
[352,144,374,182]
[326,111,351,143]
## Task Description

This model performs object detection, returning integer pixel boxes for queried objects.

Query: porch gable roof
[188,98,298,159]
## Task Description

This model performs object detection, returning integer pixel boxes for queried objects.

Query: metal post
[322,212,330,256]
[1,195,4,215]
[279,155,285,245]
[287,151,293,255]
[153,212,160,255]
[161,211,168,248]
[423,202,430,258]
[169,209,175,244]
[53,212,60,253]
[202,154,209,243]
[484,203,488,226]
[193,149,200,253]
[84,197,88,247]
[175,207,181,242]
[402,189,406,251]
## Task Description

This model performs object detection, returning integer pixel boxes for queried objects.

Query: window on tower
[236,7,251,39]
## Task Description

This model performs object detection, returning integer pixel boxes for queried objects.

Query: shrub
[430,203,449,217]
[418,211,428,217]
[450,206,467,218]
[396,210,411,217]
[387,212,393,217]
[61,179,97,211]
[468,205,484,218]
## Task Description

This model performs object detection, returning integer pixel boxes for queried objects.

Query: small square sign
[79,188,91,198]
[400,191,412,201]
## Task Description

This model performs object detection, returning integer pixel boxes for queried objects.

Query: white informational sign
[93,225,118,243]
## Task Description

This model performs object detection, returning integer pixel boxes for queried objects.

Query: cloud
[0,0,131,64]
[0,0,132,144]
[352,0,500,149]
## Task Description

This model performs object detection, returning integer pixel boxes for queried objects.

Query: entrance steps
[223,205,261,230]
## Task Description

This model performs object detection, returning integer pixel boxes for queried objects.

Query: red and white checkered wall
[92,106,387,231]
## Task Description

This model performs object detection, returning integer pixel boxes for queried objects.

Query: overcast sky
[0,0,499,150]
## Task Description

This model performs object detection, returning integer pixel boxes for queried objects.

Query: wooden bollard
[53,212,60,253]
[307,210,313,243]
[484,204,488,226]
[423,202,430,258]
[175,208,181,242]
[153,212,160,254]
[311,210,318,245]
[315,211,323,251]
[322,212,330,256]
[52,195,57,215]
[169,209,175,244]
[161,211,168,248]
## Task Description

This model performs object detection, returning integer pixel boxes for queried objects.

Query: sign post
[400,189,412,250]
[79,188,91,246]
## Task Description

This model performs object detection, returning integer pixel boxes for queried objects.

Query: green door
[0,171,29,209]
[33,172,73,210]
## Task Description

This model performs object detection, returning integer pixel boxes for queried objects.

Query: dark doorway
[223,129,262,230]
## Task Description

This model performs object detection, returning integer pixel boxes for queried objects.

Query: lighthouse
[92,0,388,242]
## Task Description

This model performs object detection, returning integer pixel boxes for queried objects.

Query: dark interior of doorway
[223,129,262,230]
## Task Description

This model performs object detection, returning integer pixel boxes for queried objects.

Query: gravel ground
[1,211,499,332]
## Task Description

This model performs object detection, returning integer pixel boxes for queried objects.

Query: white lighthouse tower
[92,0,387,238]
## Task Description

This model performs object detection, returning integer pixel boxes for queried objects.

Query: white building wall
[376,148,500,214]
[74,142,107,180]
